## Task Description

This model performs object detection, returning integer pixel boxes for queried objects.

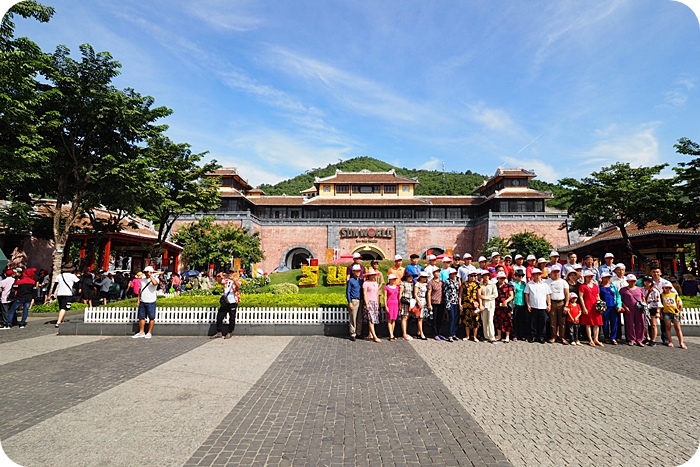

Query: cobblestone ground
[1,328,699,467]
[413,337,700,467]
[185,336,511,467]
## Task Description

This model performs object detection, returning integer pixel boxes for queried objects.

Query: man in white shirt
[133,266,160,339]
[562,252,579,276]
[524,268,551,344]
[458,253,477,283]
[424,254,440,277]
[546,265,570,344]
[512,254,527,277]
[0,268,16,329]
[50,264,80,327]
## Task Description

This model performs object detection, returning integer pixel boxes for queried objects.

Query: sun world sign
[339,228,393,239]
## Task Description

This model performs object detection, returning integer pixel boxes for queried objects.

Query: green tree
[559,163,677,262]
[135,136,221,255]
[479,236,511,258]
[0,1,55,200]
[674,137,700,228]
[172,216,264,270]
[508,232,553,259]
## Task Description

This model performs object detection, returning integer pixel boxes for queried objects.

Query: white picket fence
[84,306,700,327]
[84,306,354,325]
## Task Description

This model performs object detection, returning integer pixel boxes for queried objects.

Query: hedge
[30,302,88,314]
[100,293,347,308]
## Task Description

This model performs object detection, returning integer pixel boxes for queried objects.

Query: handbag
[595,299,607,313]
[410,304,422,317]
[635,300,649,314]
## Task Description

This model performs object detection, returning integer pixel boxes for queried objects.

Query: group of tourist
[345,250,689,349]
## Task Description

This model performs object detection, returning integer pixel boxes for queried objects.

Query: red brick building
[174,167,571,272]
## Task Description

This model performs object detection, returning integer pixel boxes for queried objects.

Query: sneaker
[144,333,152,339]
[19,325,25,329]
[0,326,9,330]
[648,341,656,347]
[434,336,441,341]
[132,332,146,339]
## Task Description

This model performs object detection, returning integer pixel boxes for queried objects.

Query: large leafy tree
[172,216,264,270]
[34,43,171,278]
[0,1,55,200]
[508,232,553,259]
[136,136,221,255]
[479,236,511,258]
[559,163,677,261]
[674,137,700,228]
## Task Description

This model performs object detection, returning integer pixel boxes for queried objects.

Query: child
[566,292,582,346]
[661,281,687,349]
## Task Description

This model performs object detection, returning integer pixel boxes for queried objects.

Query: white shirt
[524,280,551,309]
[223,279,238,304]
[424,264,440,277]
[546,278,569,301]
[458,264,477,282]
[140,277,158,303]
[54,273,79,297]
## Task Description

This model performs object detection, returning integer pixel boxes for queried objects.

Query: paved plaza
[0,316,699,466]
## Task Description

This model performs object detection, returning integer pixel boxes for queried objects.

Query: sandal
[588,342,596,347]
[595,341,604,347]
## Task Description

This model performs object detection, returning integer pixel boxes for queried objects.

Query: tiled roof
[314,169,418,185]
[475,167,536,194]
[207,168,240,176]
[485,188,551,200]
[561,221,700,251]
[248,196,305,206]
[218,187,246,196]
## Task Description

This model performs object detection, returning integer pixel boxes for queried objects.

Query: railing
[83,306,358,325]
[84,306,700,327]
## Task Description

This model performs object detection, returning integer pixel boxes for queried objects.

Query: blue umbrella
[181,269,200,276]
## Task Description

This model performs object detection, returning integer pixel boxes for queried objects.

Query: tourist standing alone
[51,264,80,328]
[212,272,241,339]
[133,266,159,339]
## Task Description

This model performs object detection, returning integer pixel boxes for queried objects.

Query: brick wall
[259,225,328,271]
[495,221,569,249]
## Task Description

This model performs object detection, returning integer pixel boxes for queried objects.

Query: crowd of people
[345,250,690,349]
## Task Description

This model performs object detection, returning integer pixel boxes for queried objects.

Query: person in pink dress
[620,274,646,346]
[384,273,400,341]
[363,269,381,343]
[579,270,603,347]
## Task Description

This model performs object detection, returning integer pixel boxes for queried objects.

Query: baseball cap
[419,271,430,277]
[394,254,402,261]
[490,252,500,259]
[574,264,583,270]
[601,272,612,278]
[531,268,542,274]
[514,254,523,260]
[478,256,487,262]
[448,268,457,274]
[410,254,420,259]
[526,254,536,261]
[143,266,155,273]
[504,254,512,259]
[496,271,507,278]
[550,251,559,257]
[441,257,452,262]
[480,269,490,275]
[537,257,547,264]
[625,274,637,281]
[453,254,461,259]
[463,253,473,259]
[351,264,361,271]
[387,273,397,280]
[428,254,437,260]
[583,270,595,277]
[569,292,578,298]
[549,264,561,272]
[661,280,673,288]
[604,252,614,258]
[353,253,362,259]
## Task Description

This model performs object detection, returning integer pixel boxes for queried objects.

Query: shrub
[211,283,223,295]
[98,293,346,308]
[269,283,299,294]
[181,289,216,296]
[239,276,270,294]
[326,265,346,286]
[299,265,319,287]
[30,301,87,313]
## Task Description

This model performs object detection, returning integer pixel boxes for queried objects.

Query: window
[384,209,399,218]
[323,185,331,192]
[415,209,427,219]
[431,208,445,219]
[336,185,349,193]
[384,185,397,193]
[446,208,460,219]
[320,209,332,218]
[499,201,508,212]
[402,185,410,192]
[274,210,281,218]
[401,209,413,219]
[290,210,300,219]
[352,185,381,193]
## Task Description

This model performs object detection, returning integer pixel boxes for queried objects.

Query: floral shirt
[444,278,460,306]
[496,282,513,308]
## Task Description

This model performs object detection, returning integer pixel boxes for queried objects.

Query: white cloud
[181,0,263,31]
[577,123,661,168]
[419,157,441,170]
[661,75,697,108]
[501,156,559,183]
[468,105,516,132]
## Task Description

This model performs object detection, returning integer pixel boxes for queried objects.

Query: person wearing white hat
[562,252,579,277]
[458,254,477,283]
[579,269,603,346]
[133,266,160,339]
[546,251,560,270]
[488,252,501,278]
[546,265,570,344]
[524,267,551,343]
[424,254,439,278]
[649,266,669,345]
[511,269,528,341]
[620,274,646,346]
[599,272,623,345]
[346,264,364,341]
[443,268,460,341]
[439,257,453,282]
[512,254,526,278]
[660,281,687,349]
[502,254,514,281]
[565,292,582,345]
[611,263,627,292]
[479,269,498,343]
[598,252,616,278]
[494,271,514,343]
[427,268,445,340]
[459,270,482,341]
[363,269,382,343]
[414,271,431,339]
[388,255,405,284]
[346,253,366,281]
[384,273,400,341]
[525,255,537,281]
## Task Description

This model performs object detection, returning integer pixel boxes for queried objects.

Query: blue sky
[4,0,700,186]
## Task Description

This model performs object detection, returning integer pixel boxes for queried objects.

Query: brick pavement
[184,336,512,467]
[598,338,700,381]
[0,336,208,440]
[414,337,700,467]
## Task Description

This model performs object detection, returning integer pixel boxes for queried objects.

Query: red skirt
[580,309,603,326]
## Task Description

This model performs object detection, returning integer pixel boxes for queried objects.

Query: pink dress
[384,285,399,321]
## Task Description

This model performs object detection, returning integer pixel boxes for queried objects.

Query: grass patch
[30,302,88,313]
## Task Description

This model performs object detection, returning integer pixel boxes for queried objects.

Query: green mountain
[257,156,569,208]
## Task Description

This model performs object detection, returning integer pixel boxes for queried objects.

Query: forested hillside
[257,156,570,208]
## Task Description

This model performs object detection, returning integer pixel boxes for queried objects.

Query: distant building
[175,167,571,272]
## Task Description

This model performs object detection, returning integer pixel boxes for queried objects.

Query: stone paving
[0,323,698,467]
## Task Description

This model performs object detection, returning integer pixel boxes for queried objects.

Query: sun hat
[514,254,523,260]
[583,270,595,277]
[526,254,536,261]
[531,268,542,274]
[387,273,397,280]
[428,254,437,260]
[478,256,487,262]
[490,252,500,259]
[625,274,637,281]
[514,269,525,276]
[394,255,402,261]
[600,272,612,278]
[143,266,155,273]
[496,271,507,278]
[537,257,547,264]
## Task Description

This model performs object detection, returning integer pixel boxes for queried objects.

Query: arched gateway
[352,245,386,261]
